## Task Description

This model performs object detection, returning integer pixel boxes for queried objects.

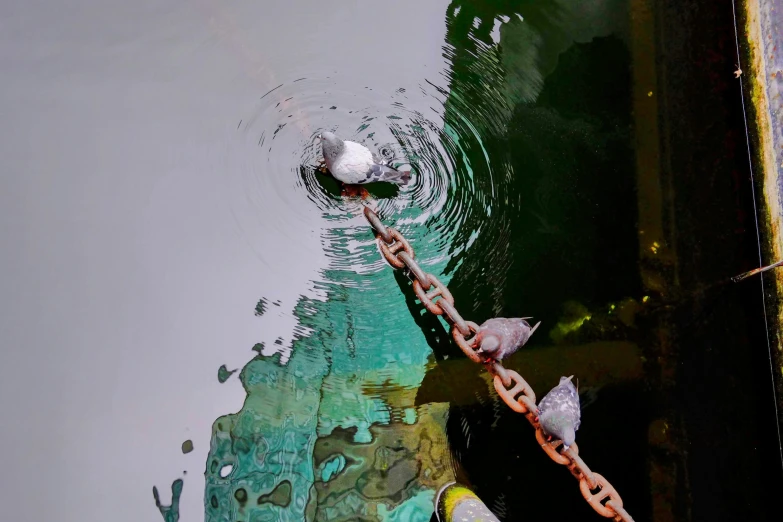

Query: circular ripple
[224,75,502,300]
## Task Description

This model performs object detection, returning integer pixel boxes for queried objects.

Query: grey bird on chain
[537,375,581,450]
[319,131,411,185]
[473,317,540,362]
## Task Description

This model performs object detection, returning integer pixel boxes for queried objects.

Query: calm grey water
[0,1,450,520]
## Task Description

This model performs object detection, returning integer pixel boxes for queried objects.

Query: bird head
[558,375,577,394]
[319,131,344,160]
[561,426,576,450]
[476,332,501,357]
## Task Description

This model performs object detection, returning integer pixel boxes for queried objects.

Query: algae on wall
[742,0,783,415]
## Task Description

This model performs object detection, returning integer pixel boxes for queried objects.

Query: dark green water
[154,1,783,521]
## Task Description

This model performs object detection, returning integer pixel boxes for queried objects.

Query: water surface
[1,1,781,521]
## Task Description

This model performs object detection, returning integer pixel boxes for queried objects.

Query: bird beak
[566,375,574,382]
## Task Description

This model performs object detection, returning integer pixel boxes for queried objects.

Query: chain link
[487,360,511,388]
[565,447,598,489]
[535,428,575,465]
[493,370,536,414]
[439,299,471,337]
[365,207,393,243]
[378,227,413,269]
[413,273,454,315]
[398,251,429,287]
[363,206,634,522]
[580,473,625,520]
[452,320,483,363]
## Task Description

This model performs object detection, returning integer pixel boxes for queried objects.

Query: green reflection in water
[205,214,456,521]
[201,1,641,521]
[153,479,183,522]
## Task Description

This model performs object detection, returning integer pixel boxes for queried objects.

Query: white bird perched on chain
[319,131,411,186]
[537,375,581,450]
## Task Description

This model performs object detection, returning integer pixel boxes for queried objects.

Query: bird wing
[334,141,409,185]
[364,162,388,182]
[538,391,557,412]
[360,163,410,185]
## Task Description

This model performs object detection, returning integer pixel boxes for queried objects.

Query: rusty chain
[363,206,635,522]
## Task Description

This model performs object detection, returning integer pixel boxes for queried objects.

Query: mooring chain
[363,206,634,522]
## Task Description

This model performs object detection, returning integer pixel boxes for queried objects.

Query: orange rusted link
[452,321,483,363]
[364,208,636,522]
[493,370,536,414]
[565,448,597,489]
[535,428,574,465]
[606,501,635,522]
[413,273,454,315]
[518,395,538,419]
[580,473,624,519]
[378,228,413,269]
[397,251,429,286]
[439,299,470,336]
[363,206,393,243]
[521,404,539,428]
[486,361,511,388]
[389,235,405,255]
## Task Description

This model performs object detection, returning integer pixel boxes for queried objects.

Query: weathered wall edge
[742,0,783,425]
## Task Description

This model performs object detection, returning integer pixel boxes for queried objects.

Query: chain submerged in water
[363,205,635,522]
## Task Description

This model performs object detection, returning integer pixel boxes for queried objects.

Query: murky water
[2,1,782,521]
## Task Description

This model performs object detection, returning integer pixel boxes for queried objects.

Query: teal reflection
[201,1,639,521]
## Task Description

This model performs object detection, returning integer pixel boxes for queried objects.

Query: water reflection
[1,0,777,519]
[207,63,468,522]
[201,0,648,520]
[432,2,649,519]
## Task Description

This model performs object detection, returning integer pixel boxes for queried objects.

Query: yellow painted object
[435,482,501,522]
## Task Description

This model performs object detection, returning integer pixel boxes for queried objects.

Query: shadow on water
[418,1,650,519]
[182,1,783,521]
[420,1,783,521]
